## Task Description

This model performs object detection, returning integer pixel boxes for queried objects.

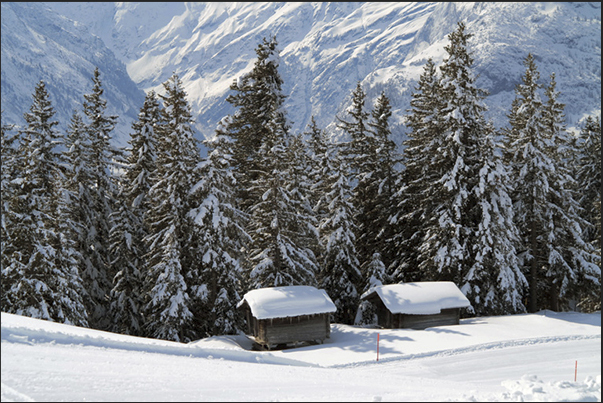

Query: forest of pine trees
[1,23,600,341]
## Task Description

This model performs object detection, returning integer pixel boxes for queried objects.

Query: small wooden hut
[360,282,471,330]
[237,285,337,349]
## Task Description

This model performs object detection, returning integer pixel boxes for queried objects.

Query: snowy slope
[0,2,144,147]
[3,2,600,147]
[1,311,600,401]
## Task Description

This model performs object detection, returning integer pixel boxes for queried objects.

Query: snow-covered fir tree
[188,117,251,336]
[318,143,361,324]
[504,55,600,312]
[576,116,601,251]
[1,81,88,325]
[107,194,143,335]
[1,115,17,277]
[417,22,488,285]
[142,73,200,342]
[285,133,321,272]
[304,117,331,267]
[461,123,527,315]
[106,90,161,335]
[355,252,387,326]
[247,109,319,289]
[390,58,444,283]
[540,73,599,311]
[336,82,377,272]
[366,91,398,274]
[62,110,96,309]
[575,116,601,312]
[81,68,120,329]
[224,36,286,210]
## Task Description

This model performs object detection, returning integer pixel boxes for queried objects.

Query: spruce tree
[576,116,601,254]
[540,73,599,311]
[224,36,286,210]
[462,123,527,315]
[318,144,361,324]
[2,81,88,325]
[390,58,444,283]
[107,195,143,335]
[366,91,398,275]
[575,116,601,312]
[1,115,17,279]
[504,55,600,312]
[247,110,319,289]
[189,117,251,336]
[81,68,120,329]
[107,90,161,335]
[142,73,199,341]
[336,82,376,273]
[417,22,487,285]
[304,117,330,267]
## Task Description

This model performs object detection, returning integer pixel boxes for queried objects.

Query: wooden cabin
[360,282,471,330]
[237,285,337,349]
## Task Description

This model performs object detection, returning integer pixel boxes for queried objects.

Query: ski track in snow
[332,333,602,369]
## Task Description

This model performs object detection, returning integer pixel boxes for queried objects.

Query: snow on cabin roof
[360,282,471,315]
[237,286,337,320]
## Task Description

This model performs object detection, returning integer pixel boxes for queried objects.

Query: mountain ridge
[2,2,600,146]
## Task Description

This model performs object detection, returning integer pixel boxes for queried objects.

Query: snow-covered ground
[1,310,600,401]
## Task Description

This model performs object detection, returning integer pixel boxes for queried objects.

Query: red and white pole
[574,360,577,382]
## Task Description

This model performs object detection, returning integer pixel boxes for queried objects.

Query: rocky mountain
[2,2,600,147]
[0,2,144,147]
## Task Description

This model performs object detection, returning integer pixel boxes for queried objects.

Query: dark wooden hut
[237,285,337,349]
[360,282,471,330]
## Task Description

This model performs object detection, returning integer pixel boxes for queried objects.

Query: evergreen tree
[81,68,120,329]
[390,58,444,283]
[576,116,601,255]
[541,73,599,311]
[247,110,319,289]
[318,144,361,324]
[366,91,398,274]
[107,90,161,335]
[188,117,251,336]
[1,81,88,325]
[107,194,143,335]
[336,82,376,273]
[304,117,330,266]
[417,22,487,285]
[224,36,286,210]
[1,114,17,278]
[462,123,527,315]
[504,55,600,312]
[142,73,199,341]
[575,116,601,312]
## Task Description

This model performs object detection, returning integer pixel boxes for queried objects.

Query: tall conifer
[142,74,199,341]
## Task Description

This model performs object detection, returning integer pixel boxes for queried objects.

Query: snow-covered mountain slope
[2,2,601,146]
[0,2,144,147]
[1,311,601,401]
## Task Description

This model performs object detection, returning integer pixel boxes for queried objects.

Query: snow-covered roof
[361,282,471,315]
[237,286,337,320]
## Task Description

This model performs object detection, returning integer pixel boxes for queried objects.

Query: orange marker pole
[575,360,577,382]
[377,333,380,362]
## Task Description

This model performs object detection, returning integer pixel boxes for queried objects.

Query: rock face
[2,2,600,145]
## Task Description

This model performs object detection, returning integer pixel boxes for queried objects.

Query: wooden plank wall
[396,308,460,330]
[260,314,330,345]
